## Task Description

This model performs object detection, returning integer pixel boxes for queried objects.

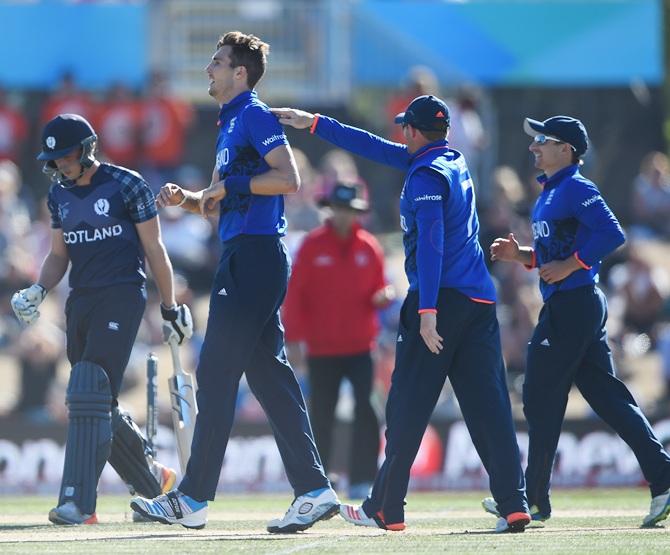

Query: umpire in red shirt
[284,183,394,498]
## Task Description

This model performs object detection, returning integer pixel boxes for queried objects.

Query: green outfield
[1,489,668,554]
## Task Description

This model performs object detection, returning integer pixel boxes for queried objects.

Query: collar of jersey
[410,139,449,162]
[537,163,579,189]
[218,90,256,125]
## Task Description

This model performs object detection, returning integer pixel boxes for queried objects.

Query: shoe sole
[506,512,531,534]
[267,503,340,534]
[642,504,670,528]
[129,501,206,530]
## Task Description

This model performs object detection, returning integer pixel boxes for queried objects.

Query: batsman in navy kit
[10,114,193,525]
[130,31,338,532]
[486,115,670,527]
[273,96,531,533]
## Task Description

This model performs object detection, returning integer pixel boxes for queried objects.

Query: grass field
[1,488,669,554]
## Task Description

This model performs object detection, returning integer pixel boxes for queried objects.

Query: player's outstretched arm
[270,108,315,129]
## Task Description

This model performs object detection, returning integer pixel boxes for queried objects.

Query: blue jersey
[215,90,290,242]
[401,143,496,309]
[47,163,157,289]
[312,115,495,309]
[530,164,625,301]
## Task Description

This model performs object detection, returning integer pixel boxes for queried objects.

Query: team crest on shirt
[58,202,70,221]
[94,198,110,217]
[544,189,556,206]
[228,117,237,134]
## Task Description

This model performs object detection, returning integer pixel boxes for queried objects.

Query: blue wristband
[225,176,252,195]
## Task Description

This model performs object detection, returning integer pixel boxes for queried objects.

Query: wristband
[309,114,320,134]
[573,251,592,270]
[418,308,437,315]
[225,176,252,196]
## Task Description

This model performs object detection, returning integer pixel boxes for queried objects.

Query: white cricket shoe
[130,489,208,529]
[267,487,340,533]
[340,504,406,531]
[132,462,178,522]
[642,489,670,527]
[482,497,550,522]
[48,501,98,525]
[494,512,531,533]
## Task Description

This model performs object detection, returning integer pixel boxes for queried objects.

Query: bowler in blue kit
[131,32,339,533]
[274,96,531,533]
[11,114,192,525]
[489,115,670,527]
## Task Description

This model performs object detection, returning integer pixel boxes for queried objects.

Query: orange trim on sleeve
[309,114,320,134]
[469,297,495,305]
[418,309,437,315]
[523,249,537,270]
[573,251,592,270]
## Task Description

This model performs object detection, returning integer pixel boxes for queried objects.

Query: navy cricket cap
[395,95,450,132]
[523,115,588,156]
[37,114,97,161]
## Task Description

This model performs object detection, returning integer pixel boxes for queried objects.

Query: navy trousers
[362,289,528,524]
[179,235,329,501]
[65,283,146,398]
[308,352,380,485]
[524,285,670,515]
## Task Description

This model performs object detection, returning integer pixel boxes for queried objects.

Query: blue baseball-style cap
[318,182,369,212]
[395,95,450,132]
[523,115,588,156]
[37,114,97,161]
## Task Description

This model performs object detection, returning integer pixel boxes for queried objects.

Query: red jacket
[283,221,387,356]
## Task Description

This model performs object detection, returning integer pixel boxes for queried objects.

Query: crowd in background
[1,67,670,429]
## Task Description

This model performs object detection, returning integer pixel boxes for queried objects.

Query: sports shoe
[48,501,98,525]
[339,504,406,531]
[130,489,208,529]
[132,461,178,522]
[494,512,531,533]
[482,497,550,522]
[642,489,670,527]
[267,487,340,533]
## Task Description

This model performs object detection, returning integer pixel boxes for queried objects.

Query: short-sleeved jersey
[215,90,290,242]
[47,163,157,289]
[530,164,625,301]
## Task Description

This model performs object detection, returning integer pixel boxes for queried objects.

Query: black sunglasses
[533,134,576,152]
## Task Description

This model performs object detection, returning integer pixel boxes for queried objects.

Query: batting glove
[11,284,47,325]
[161,303,193,345]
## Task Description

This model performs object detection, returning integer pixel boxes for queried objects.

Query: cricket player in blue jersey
[130,31,338,532]
[10,113,193,525]
[273,96,531,533]
[485,115,670,527]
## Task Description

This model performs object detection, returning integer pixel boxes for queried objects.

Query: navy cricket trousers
[362,289,528,525]
[179,235,329,501]
[524,285,670,515]
[65,283,146,399]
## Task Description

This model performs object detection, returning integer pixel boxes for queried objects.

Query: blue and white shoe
[642,489,670,527]
[482,497,550,522]
[130,489,208,529]
[267,487,340,533]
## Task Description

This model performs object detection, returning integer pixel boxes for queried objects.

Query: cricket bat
[165,329,198,474]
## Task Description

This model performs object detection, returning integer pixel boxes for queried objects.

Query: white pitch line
[275,540,328,554]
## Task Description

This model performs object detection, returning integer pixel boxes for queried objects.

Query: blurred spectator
[40,71,97,126]
[284,148,321,235]
[140,71,194,191]
[385,65,439,143]
[283,183,394,498]
[609,247,669,343]
[0,87,28,164]
[10,322,64,424]
[96,82,141,167]
[0,161,32,279]
[631,151,670,238]
[447,85,487,184]
[317,149,366,197]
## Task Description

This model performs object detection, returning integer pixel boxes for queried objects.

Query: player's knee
[66,361,113,417]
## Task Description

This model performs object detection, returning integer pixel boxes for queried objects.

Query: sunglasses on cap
[533,134,577,152]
